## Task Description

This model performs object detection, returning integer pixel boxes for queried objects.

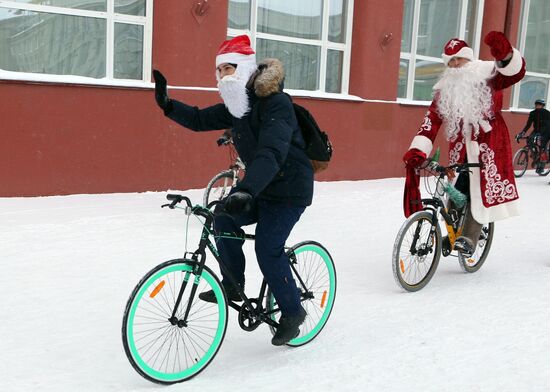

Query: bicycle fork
[409,212,438,257]
[168,252,207,328]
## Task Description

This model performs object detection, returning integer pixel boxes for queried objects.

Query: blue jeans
[213,199,306,316]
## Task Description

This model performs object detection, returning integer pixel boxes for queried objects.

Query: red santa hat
[441,38,474,65]
[215,35,256,68]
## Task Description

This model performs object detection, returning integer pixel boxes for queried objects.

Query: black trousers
[214,199,305,316]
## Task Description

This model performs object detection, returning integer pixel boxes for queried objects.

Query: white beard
[435,61,494,141]
[217,62,257,119]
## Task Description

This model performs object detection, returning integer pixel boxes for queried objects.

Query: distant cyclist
[516,99,550,172]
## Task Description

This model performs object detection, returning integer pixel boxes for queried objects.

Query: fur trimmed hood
[248,58,285,98]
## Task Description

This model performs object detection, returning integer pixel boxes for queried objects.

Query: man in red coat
[403,31,526,256]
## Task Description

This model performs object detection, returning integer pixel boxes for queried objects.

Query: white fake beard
[217,63,256,119]
[436,62,494,141]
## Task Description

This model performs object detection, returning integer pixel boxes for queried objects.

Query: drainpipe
[504,0,515,37]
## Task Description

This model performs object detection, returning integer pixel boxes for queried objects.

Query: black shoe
[198,283,243,303]
[271,307,307,346]
[454,236,475,257]
[441,235,452,257]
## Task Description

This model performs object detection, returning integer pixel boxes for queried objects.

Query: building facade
[0,0,545,196]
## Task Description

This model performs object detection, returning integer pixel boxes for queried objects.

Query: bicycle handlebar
[162,194,192,209]
[162,194,227,220]
[206,199,224,210]
[516,135,528,143]
[426,161,481,174]
[216,136,232,147]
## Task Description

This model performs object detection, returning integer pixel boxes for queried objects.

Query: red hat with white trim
[216,35,256,68]
[442,38,474,65]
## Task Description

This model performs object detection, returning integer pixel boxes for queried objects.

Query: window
[512,0,550,109]
[399,0,484,101]
[0,0,152,83]
[227,0,353,94]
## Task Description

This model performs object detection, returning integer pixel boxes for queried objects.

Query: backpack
[260,94,333,173]
[290,100,333,173]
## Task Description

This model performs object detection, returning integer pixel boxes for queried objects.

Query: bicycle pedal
[441,236,452,257]
[454,237,474,257]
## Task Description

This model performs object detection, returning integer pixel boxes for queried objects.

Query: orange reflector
[320,290,328,309]
[467,258,475,264]
[150,280,165,298]
[400,259,405,273]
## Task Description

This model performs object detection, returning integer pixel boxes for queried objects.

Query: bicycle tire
[458,222,494,273]
[392,210,442,292]
[122,259,228,384]
[203,170,240,206]
[512,148,528,178]
[266,241,336,347]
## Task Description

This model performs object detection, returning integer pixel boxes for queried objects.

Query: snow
[1,174,549,392]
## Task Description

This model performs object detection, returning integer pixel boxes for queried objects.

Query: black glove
[224,191,253,214]
[152,70,172,112]
[515,133,524,143]
[217,135,230,146]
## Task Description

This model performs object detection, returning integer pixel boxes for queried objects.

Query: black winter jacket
[165,59,314,206]
[521,108,550,135]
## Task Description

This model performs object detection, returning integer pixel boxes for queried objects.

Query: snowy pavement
[1,174,549,391]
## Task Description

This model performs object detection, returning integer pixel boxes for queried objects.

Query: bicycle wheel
[458,222,494,273]
[266,241,336,347]
[203,170,239,206]
[512,148,528,177]
[392,210,442,292]
[122,259,228,384]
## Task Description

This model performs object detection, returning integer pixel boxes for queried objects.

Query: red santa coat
[409,48,526,224]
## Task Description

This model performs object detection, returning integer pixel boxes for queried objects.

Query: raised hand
[484,31,512,61]
[152,69,172,111]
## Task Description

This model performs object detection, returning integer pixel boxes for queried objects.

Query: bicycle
[392,162,494,292]
[122,194,336,384]
[513,135,550,177]
[203,136,245,206]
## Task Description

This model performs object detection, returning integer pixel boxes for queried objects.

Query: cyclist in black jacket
[517,99,550,171]
[152,35,312,346]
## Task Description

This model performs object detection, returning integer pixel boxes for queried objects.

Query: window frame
[398,0,485,104]
[227,0,354,95]
[0,0,153,87]
[511,0,550,110]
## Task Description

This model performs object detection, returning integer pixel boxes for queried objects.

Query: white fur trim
[216,52,256,67]
[465,140,519,223]
[496,48,523,76]
[473,198,520,223]
[409,135,433,156]
[442,46,474,65]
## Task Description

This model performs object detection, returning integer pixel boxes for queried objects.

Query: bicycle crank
[238,298,263,331]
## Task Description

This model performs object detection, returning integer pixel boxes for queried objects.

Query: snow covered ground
[2,173,549,392]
